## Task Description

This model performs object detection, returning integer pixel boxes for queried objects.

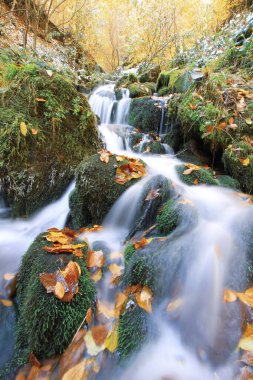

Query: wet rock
[69,154,143,229]
[15,234,96,360]
[129,97,162,133]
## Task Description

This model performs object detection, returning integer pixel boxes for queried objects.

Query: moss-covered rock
[138,65,161,83]
[162,128,182,151]
[128,83,152,98]
[69,154,143,229]
[176,164,218,186]
[15,234,96,360]
[217,175,241,190]
[0,54,99,216]
[156,71,170,92]
[118,300,149,361]
[124,243,136,266]
[136,141,166,154]
[129,97,161,133]
[222,142,253,193]
[156,199,179,235]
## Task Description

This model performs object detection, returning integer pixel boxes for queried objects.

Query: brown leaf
[85,308,92,325]
[167,297,184,313]
[62,359,86,380]
[115,159,147,185]
[189,103,197,110]
[91,325,108,346]
[29,352,41,368]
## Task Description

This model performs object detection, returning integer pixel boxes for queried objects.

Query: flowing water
[0,83,252,379]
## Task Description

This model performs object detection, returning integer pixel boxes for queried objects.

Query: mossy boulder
[118,300,149,361]
[162,127,182,151]
[156,199,179,235]
[129,97,161,133]
[128,83,152,98]
[15,234,96,360]
[0,56,99,217]
[69,154,144,229]
[223,142,253,194]
[138,65,161,83]
[217,175,240,190]
[134,141,166,154]
[176,164,218,186]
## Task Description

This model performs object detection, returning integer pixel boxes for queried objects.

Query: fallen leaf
[194,178,199,185]
[62,359,86,380]
[183,163,201,175]
[189,103,197,110]
[108,264,124,276]
[115,159,147,185]
[29,353,41,368]
[97,301,115,319]
[20,121,27,136]
[84,331,104,356]
[31,128,38,135]
[240,158,250,167]
[133,238,153,250]
[116,156,125,162]
[90,270,102,283]
[87,250,105,268]
[43,243,85,258]
[145,189,160,201]
[105,320,119,353]
[115,292,127,317]
[136,286,153,313]
[167,297,184,312]
[85,308,92,325]
[46,69,53,77]
[39,260,81,302]
[35,98,46,102]
[0,299,13,307]
[224,289,237,303]
[109,251,123,260]
[99,149,112,164]
[91,325,108,346]
[3,273,16,281]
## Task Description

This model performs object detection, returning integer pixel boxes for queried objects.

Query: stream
[0,83,253,379]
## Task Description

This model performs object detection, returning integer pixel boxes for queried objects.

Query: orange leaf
[85,307,92,325]
[35,98,46,102]
[97,301,115,319]
[136,286,153,313]
[115,292,127,317]
[108,263,124,276]
[31,128,38,135]
[29,352,41,368]
[193,178,199,185]
[87,250,105,268]
[99,149,112,164]
[224,288,237,303]
[133,238,152,250]
[91,325,108,346]
[189,103,197,110]
[0,299,13,307]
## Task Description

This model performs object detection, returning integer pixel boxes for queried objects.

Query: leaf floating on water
[0,299,13,307]
[136,286,153,313]
[91,325,108,346]
[105,320,119,353]
[20,121,27,136]
[39,260,81,302]
[99,149,112,164]
[87,250,105,268]
[62,359,86,380]
[133,237,153,250]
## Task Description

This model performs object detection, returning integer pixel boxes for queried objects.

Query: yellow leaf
[20,121,27,136]
[116,156,125,162]
[108,264,124,276]
[97,301,115,319]
[105,320,119,353]
[62,359,86,380]
[109,251,123,260]
[242,158,250,167]
[223,289,237,303]
[238,335,253,352]
[0,299,13,307]
[90,270,102,283]
[84,331,104,356]
[237,293,253,308]
[136,286,153,313]
[31,128,38,135]
[35,98,46,102]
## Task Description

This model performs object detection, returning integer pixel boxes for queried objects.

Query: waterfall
[90,85,131,126]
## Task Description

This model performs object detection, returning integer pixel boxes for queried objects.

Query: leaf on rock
[29,353,41,368]
[97,301,115,319]
[239,158,250,167]
[39,260,81,302]
[31,128,38,135]
[90,270,102,283]
[115,159,147,185]
[133,238,153,250]
[115,292,127,317]
[136,286,153,313]
[183,163,201,175]
[84,331,104,356]
[20,121,27,136]
[43,243,85,258]
[145,189,160,201]
[87,250,105,269]
[108,264,124,276]
[85,308,93,326]
[80,225,103,233]
[99,149,112,164]
[224,289,237,303]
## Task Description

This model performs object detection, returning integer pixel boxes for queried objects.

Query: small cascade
[115,88,131,125]
[89,85,131,126]
[89,84,116,124]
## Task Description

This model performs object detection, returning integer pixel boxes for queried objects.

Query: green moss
[223,142,253,193]
[128,83,152,98]
[129,97,161,133]
[128,72,138,83]
[217,175,240,190]
[16,234,96,360]
[118,302,148,361]
[70,154,142,228]
[176,164,218,186]
[139,141,166,154]
[0,54,99,216]
[124,243,136,266]
[156,199,179,235]
[156,71,170,92]
[158,87,169,97]
[162,128,182,151]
